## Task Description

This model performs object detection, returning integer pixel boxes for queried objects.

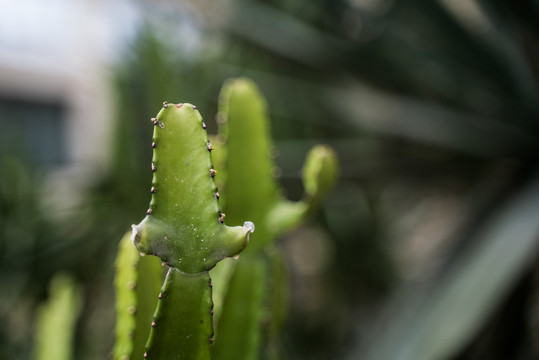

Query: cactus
[114,231,162,360]
[113,79,335,359]
[210,78,338,359]
[33,273,81,360]
[115,102,253,359]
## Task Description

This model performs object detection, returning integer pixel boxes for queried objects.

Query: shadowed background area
[1,0,539,359]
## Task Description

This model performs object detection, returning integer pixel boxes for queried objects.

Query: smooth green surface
[209,257,237,326]
[133,252,163,358]
[132,103,251,273]
[34,273,81,360]
[265,248,287,360]
[212,256,267,360]
[218,79,279,251]
[302,145,339,210]
[144,268,213,360]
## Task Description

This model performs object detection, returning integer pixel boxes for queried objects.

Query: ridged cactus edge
[131,102,252,273]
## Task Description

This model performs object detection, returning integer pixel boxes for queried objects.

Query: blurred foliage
[33,273,81,360]
[1,0,539,359]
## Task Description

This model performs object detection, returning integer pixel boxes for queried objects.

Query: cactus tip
[243,221,255,233]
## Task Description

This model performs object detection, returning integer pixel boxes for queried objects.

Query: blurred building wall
[0,0,140,210]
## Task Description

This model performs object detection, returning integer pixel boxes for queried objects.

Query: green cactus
[114,231,162,360]
[115,102,253,359]
[131,103,251,273]
[210,78,338,360]
[113,79,335,359]
[33,273,81,360]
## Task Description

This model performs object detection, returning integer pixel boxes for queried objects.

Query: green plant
[33,273,81,360]
[113,78,337,359]
[210,78,338,360]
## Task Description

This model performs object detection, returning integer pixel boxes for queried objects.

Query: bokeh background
[1,0,539,359]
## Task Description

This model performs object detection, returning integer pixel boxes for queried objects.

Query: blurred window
[0,98,67,167]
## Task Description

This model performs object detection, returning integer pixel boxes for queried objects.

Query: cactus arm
[213,78,339,360]
[144,268,213,360]
[114,231,163,360]
[209,257,237,325]
[114,231,139,359]
[301,145,339,211]
[132,251,163,357]
[132,102,251,273]
[266,200,308,236]
[212,255,267,360]
[267,145,338,235]
[265,247,288,360]
[33,273,81,360]
[218,79,279,252]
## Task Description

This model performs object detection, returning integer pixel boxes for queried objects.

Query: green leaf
[359,174,539,360]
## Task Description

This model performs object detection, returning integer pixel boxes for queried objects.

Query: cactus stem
[128,306,136,315]
[207,142,212,151]
[202,122,207,129]
[162,101,168,108]
[127,280,136,289]
[150,187,156,193]
[210,168,217,177]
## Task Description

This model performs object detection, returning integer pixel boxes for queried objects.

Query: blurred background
[1,0,539,359]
